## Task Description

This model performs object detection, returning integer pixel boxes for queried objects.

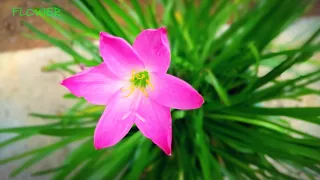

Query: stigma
[121,70,154,97]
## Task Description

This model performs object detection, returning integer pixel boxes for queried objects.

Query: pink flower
[61,28,204,155]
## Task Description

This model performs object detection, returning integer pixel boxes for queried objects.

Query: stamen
[121,86,131,92]
[146,80,154,90]
[140,88,148,97]
[131,70,135,81]
[122,112,132,120]
[124,86,134,98]
[135,113,146,122]
[124,70,154,98]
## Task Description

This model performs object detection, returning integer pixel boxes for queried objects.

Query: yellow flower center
[121,70,154,97]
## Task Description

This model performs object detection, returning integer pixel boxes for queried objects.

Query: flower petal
[148,73,204,110]
[133,27,170,73]
[61,63,123,105]
[94,90,139,149]
[135,97,172,155]
[100,32,144,78]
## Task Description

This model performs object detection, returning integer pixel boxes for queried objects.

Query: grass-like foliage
[1,0,320,179]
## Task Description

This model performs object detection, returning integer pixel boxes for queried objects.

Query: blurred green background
[0,0,320,179]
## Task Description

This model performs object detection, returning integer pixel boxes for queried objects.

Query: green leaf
[146,0,158,28]
[72,0,106,31]
[39,127,94,137]
[205,70,231,106]
[52,138,97,180]
[172,110,186,119]
[206,114,316,138]
[87,0,131,42]
[200,0,234,62]
[130,0,149,29]
[0,133,35,148]
[52,5,99,38]
[70,152,104,180]
[88,133,142,179]
[42,61,75,72]
[0,123,59,134]
[23,22,97,66]
[32,166,66,176]
[10,150,53,177]
[227,107,320,118]
[253,28,320,89]
[125,139,156,180]
[29,112,101,120]
[63,93,77,99]
[193,110,223,180]
[40,15,101,63]
[104,0,141,35]
[0,136,83,165]
[261,44,320,60]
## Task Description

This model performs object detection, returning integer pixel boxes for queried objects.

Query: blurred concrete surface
[0,47,76,180]
[0,17,319,180]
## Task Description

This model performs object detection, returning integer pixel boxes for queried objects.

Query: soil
[0,0,319,52]
[0,0,87,52]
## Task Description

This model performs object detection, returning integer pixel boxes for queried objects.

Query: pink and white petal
[133,27,170,73]
[94,90,140,149]
[148,73,204,110]
[100,32,144,78]
[135,97,172,155]
[61,63,124,105]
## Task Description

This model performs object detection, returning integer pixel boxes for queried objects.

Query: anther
[146,80,154,90]
[135,74,145,79]
[131,70,135,81]
[124,86,134,98]
[140,88,148,97]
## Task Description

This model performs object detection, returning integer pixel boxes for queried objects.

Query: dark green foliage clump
[1,0,320,179]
